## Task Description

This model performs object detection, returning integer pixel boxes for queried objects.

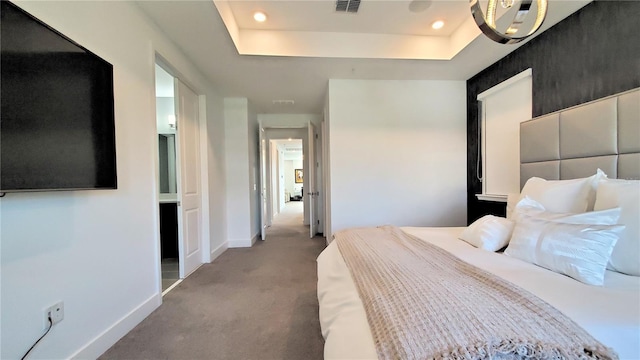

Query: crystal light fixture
[470,0,547,44]
[501,0,514,8]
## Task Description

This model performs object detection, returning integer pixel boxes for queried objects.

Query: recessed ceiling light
[432,20,445,30]
[253,11,267,22]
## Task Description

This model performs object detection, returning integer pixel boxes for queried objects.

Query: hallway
[100,198,326,359]
[270,201,304,227]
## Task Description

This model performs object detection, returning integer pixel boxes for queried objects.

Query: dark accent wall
[466,1,640,224]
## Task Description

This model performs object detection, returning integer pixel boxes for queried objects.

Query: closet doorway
[154,60,205,294]
[155,63,180,293]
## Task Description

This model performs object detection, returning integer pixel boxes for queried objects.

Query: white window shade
[477,69,532,202]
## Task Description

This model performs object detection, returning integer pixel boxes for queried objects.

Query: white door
[175,79,202,277]
[259,126,267,240]
[308,122,318,238]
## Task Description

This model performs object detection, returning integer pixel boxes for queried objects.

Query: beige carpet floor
[100,202,326,359]
[273,200,304,226]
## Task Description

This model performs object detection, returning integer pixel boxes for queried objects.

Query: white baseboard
[70,293,162,359]
[228,233,260,248]
[228,238,253,248]
[210,241,227,260]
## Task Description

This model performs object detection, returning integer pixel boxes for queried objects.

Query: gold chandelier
[470,0,548,44]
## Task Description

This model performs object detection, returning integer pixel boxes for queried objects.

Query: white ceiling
[274,139,303,160]
[227,1,470,36]
[136,0,590,114]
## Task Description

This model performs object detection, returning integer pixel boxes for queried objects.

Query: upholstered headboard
[520,88,640,188]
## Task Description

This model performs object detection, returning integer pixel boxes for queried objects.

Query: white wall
[0,2,226,358]
[224,98,253,247]
[203,95,227,261]
[223,98,260,246]
[327,79,467,235]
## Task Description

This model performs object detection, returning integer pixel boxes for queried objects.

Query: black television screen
[1,1,116,192]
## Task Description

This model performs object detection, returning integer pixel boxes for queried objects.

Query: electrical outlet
[45,301,64,328]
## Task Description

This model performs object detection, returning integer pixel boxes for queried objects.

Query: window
[477,69,532,202]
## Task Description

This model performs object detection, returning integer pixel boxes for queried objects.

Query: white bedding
[317,227,640,359]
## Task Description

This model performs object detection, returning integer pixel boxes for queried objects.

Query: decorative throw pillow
[505,198,623,286]
[515,169,607,218]
[459,215,515,251]
[594,179,640,276]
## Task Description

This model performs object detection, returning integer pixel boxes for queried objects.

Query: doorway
[155,64,180,292]
[259,124,322,240]
[272,139,304,225]
[154,59,205,294]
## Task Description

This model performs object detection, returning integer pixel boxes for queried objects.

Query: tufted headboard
[520,88,640,188]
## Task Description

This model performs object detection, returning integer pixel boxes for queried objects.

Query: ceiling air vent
[272,99,295,106]
[336,0,360,13]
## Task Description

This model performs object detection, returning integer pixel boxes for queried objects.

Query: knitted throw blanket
[334,226,618,360]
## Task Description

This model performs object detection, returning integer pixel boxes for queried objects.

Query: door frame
[268,139,282,222]
[307,121,318,238]
[259,126,324,238]
[153,54,211,294]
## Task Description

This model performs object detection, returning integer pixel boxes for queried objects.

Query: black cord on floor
[21,316,53,360]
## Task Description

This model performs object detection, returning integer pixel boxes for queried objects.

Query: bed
[317,88,640,359]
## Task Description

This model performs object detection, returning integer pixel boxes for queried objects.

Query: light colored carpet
[274,201,304,227]
[99,202,326,359]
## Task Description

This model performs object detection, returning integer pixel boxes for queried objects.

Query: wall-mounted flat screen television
[1,1,117,193]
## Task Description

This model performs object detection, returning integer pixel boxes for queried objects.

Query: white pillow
[505,193,519,219]
[594,179,640,276]
[459,215,515,251]
[586,168,609,210]
[505,198,623,286]
[515,169,607,218]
